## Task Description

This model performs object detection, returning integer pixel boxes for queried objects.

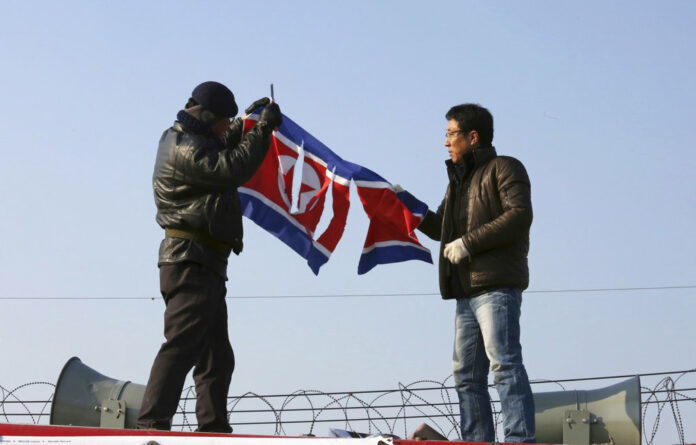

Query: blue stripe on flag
[240,191,331,275]
[396,190,429,216]
[306,248,330,275]
[357,244,433,275]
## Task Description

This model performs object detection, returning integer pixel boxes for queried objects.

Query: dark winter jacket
[153,114,273,278]
[418,146,532,299]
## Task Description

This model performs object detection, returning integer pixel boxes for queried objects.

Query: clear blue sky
[1,0,695,440]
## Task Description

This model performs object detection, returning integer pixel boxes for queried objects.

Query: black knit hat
[191,81,238,118]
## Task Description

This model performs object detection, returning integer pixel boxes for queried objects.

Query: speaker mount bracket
[99,399,127,429]
[563,409,591,444]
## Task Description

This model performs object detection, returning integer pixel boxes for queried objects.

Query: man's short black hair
[446,104,494,147]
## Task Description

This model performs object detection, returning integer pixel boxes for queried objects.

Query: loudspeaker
[50,357,145,429]
[534,376,642,445]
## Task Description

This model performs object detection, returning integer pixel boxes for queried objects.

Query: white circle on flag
[276,155,322,214]
[277,155,295,210]
[297,162,321,214]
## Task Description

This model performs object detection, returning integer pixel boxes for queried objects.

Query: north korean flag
[239,110,431,274]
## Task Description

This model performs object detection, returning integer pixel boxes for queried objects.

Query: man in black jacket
[137,81,282,432]
[416,104,535,443]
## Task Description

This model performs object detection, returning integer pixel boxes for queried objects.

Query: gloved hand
[244,97,271,115]
[259,102,283,129]
[443,238,469,264]
[393,184,405,193]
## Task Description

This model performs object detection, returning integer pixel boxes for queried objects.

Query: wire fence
[2,370,694,444]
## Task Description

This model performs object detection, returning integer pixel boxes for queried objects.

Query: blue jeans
[452,287,535,443]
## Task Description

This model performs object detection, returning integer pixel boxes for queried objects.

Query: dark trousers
[137,262,234,432]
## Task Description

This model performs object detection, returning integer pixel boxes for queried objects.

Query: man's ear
[469,130,480,146]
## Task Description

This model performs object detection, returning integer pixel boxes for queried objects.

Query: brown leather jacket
[418,146,532,299]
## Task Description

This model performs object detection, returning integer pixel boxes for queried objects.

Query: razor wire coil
[2,371,695,444]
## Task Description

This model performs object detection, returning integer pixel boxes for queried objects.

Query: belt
[164,228,233,256]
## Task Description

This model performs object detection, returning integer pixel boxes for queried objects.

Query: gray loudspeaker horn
[50,357,146,429]
[534,376,642,445]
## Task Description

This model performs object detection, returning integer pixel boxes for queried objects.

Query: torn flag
[352,166,432,274]
[239,111,432,274]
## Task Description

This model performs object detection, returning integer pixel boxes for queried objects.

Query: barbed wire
[640,371,696,445]
[0,382,54,425]
[2,371,694,444]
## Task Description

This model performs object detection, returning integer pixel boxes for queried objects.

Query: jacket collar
[446,146,497,181]
[172,114,224,148]
[176,109,218,138]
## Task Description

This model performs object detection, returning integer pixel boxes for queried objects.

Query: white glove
[393,184,405,193]
[444,238,469,264]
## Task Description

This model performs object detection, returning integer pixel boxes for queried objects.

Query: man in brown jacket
[417,104,536,443]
